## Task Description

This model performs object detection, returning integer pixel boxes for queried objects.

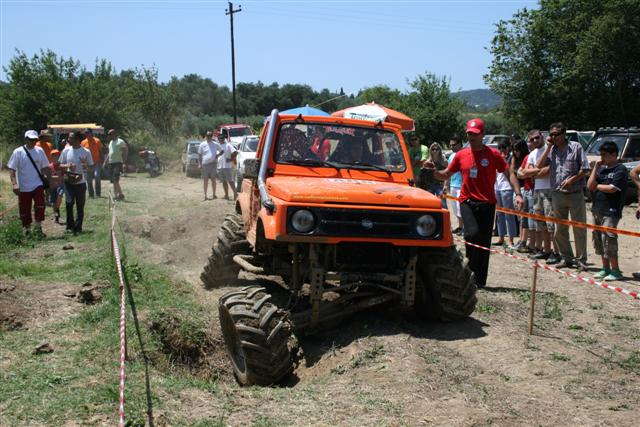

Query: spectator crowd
[7,128,128,237]
[422,120,640,285]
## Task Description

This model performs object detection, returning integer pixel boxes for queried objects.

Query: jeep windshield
[274,123,406,172]
[587,135,626,155]
[188,143,200,154]
[228,127,252,137]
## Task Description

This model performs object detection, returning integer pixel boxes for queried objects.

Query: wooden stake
[528,262,539,335]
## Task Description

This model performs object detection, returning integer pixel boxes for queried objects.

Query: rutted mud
[0,280,101,331]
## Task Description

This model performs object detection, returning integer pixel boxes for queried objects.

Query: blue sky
[1,0,537,93]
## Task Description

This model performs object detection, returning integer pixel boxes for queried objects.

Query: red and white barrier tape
[111,218,127,426]
[453,236,639,300]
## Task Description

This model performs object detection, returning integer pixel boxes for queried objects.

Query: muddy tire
[201,213,251,288]
[415,246,477,321]
[218,286,296,386]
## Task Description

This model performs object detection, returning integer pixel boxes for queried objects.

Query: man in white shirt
[198,131,222,200]
[59,132,94,234]
[7,130,51,236]
[216,132,238,200]
[523,129,561,264]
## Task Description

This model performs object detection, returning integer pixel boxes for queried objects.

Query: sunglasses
[529,136,540,141]
[550,132,563,137]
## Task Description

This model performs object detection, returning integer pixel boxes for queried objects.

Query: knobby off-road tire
[201,213,251,289]
[415,246,477,321]
[218,286,296,386]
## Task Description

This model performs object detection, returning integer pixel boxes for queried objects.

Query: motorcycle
[138,147,164,177]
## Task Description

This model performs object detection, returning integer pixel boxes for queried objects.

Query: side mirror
[244,158,260,179]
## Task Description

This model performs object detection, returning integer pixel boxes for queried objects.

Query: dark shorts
[109,162,123,183]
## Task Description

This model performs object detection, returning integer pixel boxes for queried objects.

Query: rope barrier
[109,193,127,427]
[452,235,639,300]
[442,194,640,238]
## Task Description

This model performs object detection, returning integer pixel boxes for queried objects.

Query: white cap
[24,130,39,139]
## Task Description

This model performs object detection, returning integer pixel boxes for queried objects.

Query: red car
[215,124,254,148]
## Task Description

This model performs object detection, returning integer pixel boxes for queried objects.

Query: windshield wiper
[337,161,392,175]
[280,159,343,171]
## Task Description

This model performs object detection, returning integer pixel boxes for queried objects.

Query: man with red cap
[425,118,523,288]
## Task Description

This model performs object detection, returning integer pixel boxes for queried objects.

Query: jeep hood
[267,176,441,208]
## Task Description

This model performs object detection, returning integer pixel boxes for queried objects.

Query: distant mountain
[454,89,501,110]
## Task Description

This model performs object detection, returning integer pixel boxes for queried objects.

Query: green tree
[403,72,465,143]
[485,0,640,129]
[357,85,404,110]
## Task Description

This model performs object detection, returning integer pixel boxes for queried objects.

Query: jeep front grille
[287,207,443,240]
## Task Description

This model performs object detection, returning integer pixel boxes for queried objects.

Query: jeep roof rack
[596,126,640,133]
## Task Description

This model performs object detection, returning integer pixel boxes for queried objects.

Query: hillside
[455,88,501,110]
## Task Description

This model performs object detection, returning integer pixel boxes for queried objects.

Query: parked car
[586,127,640,165]
[482,134,510,149]
[236,135,259,191]
[566,130,594,149]
[215,124,254,149]
[182,140,201,177]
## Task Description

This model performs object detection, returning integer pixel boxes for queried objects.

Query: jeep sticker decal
[328,178,381,185]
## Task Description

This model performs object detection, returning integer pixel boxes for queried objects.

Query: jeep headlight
[291,209,316,233]
[416,215,436,237]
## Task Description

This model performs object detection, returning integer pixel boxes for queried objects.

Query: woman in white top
[494,140,518,246]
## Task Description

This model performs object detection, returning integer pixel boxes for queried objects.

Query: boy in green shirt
[408,135,428,178]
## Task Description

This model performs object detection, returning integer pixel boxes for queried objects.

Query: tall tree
[403,72,465,143]
[485,0,640,130]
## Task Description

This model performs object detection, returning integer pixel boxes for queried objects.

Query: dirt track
[106,171,638,426]
[3,170,639,425]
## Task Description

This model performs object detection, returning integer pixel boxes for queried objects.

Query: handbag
[23,146,50,190]
[64,171,83,184]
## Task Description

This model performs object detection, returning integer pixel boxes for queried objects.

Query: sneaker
[455,228,464,236]
[532,251,550,260]
[513,241,525,251]
[604,269,623,281]
[594,268,610,279]
[574,260,588,271]
[452,227,462,234]
[546,253,562,265]
[555,260,574,269]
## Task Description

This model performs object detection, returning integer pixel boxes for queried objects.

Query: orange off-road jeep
[201,110,477,385]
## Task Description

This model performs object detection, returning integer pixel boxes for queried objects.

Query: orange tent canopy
[331,102,415,131]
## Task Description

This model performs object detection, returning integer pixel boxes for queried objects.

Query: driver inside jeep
[329,135,372,163]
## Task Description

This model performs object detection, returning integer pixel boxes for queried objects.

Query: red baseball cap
[466,118,485,134]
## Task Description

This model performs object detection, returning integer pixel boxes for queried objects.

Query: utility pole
[226,2,242,124]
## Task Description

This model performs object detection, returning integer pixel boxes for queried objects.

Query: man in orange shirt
[36,129,54,163]
[81,128,103,198]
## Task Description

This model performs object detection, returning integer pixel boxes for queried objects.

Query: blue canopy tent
[280,104,330,116]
